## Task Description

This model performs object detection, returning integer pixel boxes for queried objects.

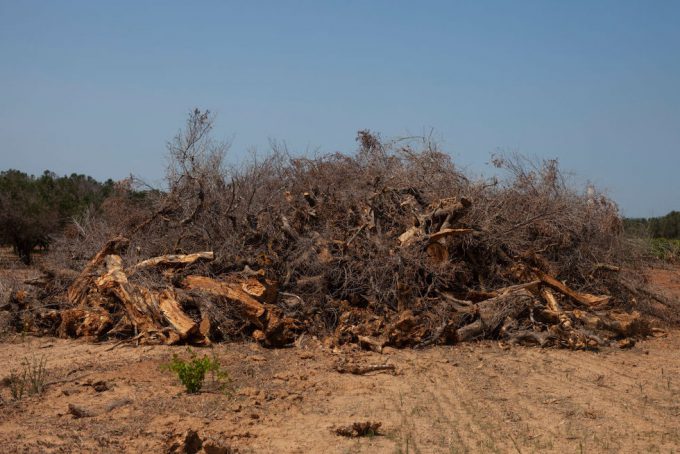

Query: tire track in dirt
[2,334,680,453]
[466,350,620,451]
[396,363,475,452]
[382,349,528,453]
[427,365,510,452]
[546,348,680,431]
[444,343,680,453]
[442,350,565,451]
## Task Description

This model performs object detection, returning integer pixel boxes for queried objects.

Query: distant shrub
[625,211,680,240]
[649,238,680,262]
[0,169,116,264]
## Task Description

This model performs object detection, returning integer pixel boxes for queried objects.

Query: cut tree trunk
[182,275,297,347]
[127,251,214,275]
[182,275,266,322]
[67,236,130,306]
[533,269,610,307]
[158,289,200,340]
[59,251,207,345]
[95,255,202,344]
[456,289,534,342]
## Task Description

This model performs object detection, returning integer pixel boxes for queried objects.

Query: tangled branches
[35,111,669,349]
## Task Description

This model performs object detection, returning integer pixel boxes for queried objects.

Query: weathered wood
[58,307,112,339]
[430,197,472,223]
[96,263,163,340]
[239,277,278,305]
[540,288,574,329]
[86,254,204,344]
[533,269,610,307]
[457,319,485,342]
[456,289,534,342]
[428,228,474,242]
[158,289,198,340]
[67,236,129,306]
[182,275,266,322]
[400,226,474,248]
[605,311,647,336]
[495,280,542,297]
[128,251,214,275]
[336,363,395,375]
[182,274,296,346]
[541,288,561,312]
[577,310,648,337]
[398,226,420,246]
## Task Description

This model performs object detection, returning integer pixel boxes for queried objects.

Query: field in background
[649,238,680,262]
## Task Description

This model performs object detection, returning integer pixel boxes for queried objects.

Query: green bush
[650,238,680,262]
[0,169,115,264]
[625,211,680,240]
[162,348,228,394]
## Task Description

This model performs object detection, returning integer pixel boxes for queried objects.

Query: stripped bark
[67,236,130,306]
[533,268,610,307]
[456,289,534,342]
[127,251,214,275]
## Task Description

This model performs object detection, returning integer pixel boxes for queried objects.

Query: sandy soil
[647,265,680,297]
[0,263,679,453]
[1,329,679,453]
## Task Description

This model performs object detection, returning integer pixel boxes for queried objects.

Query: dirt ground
[1,267,679,453]
[647,265,680,297]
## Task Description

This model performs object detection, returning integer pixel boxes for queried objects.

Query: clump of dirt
[334,421,382,437]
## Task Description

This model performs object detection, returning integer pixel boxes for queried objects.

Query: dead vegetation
[5,110,677,350]
[6,354,48,401]
[334,421,382,438]
[166,429,235,454]
[335,362,396,376]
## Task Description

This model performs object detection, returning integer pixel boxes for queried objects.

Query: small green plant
[162,348,228,394]
[8,354,48,401]
[9,370,27,400]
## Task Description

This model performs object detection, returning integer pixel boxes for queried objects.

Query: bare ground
[1,265,679,453]
[1,328,679,453]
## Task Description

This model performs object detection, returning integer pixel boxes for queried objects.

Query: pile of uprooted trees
[6,122,674,350]
[17,195,655,351]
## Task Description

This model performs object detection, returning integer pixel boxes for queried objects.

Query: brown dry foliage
[43,110,672,343]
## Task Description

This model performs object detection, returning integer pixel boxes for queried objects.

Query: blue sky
[0,1,678,217]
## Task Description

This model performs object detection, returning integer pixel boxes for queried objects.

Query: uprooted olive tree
[14,109,677,349]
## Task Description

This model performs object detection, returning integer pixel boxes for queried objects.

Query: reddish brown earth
[647,265,680,296]
[0,265,679,453]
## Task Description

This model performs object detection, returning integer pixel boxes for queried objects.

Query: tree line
[624,211,680,239]
[0,170,117,264]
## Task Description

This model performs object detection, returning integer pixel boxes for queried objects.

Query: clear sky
[1,1,678,217]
